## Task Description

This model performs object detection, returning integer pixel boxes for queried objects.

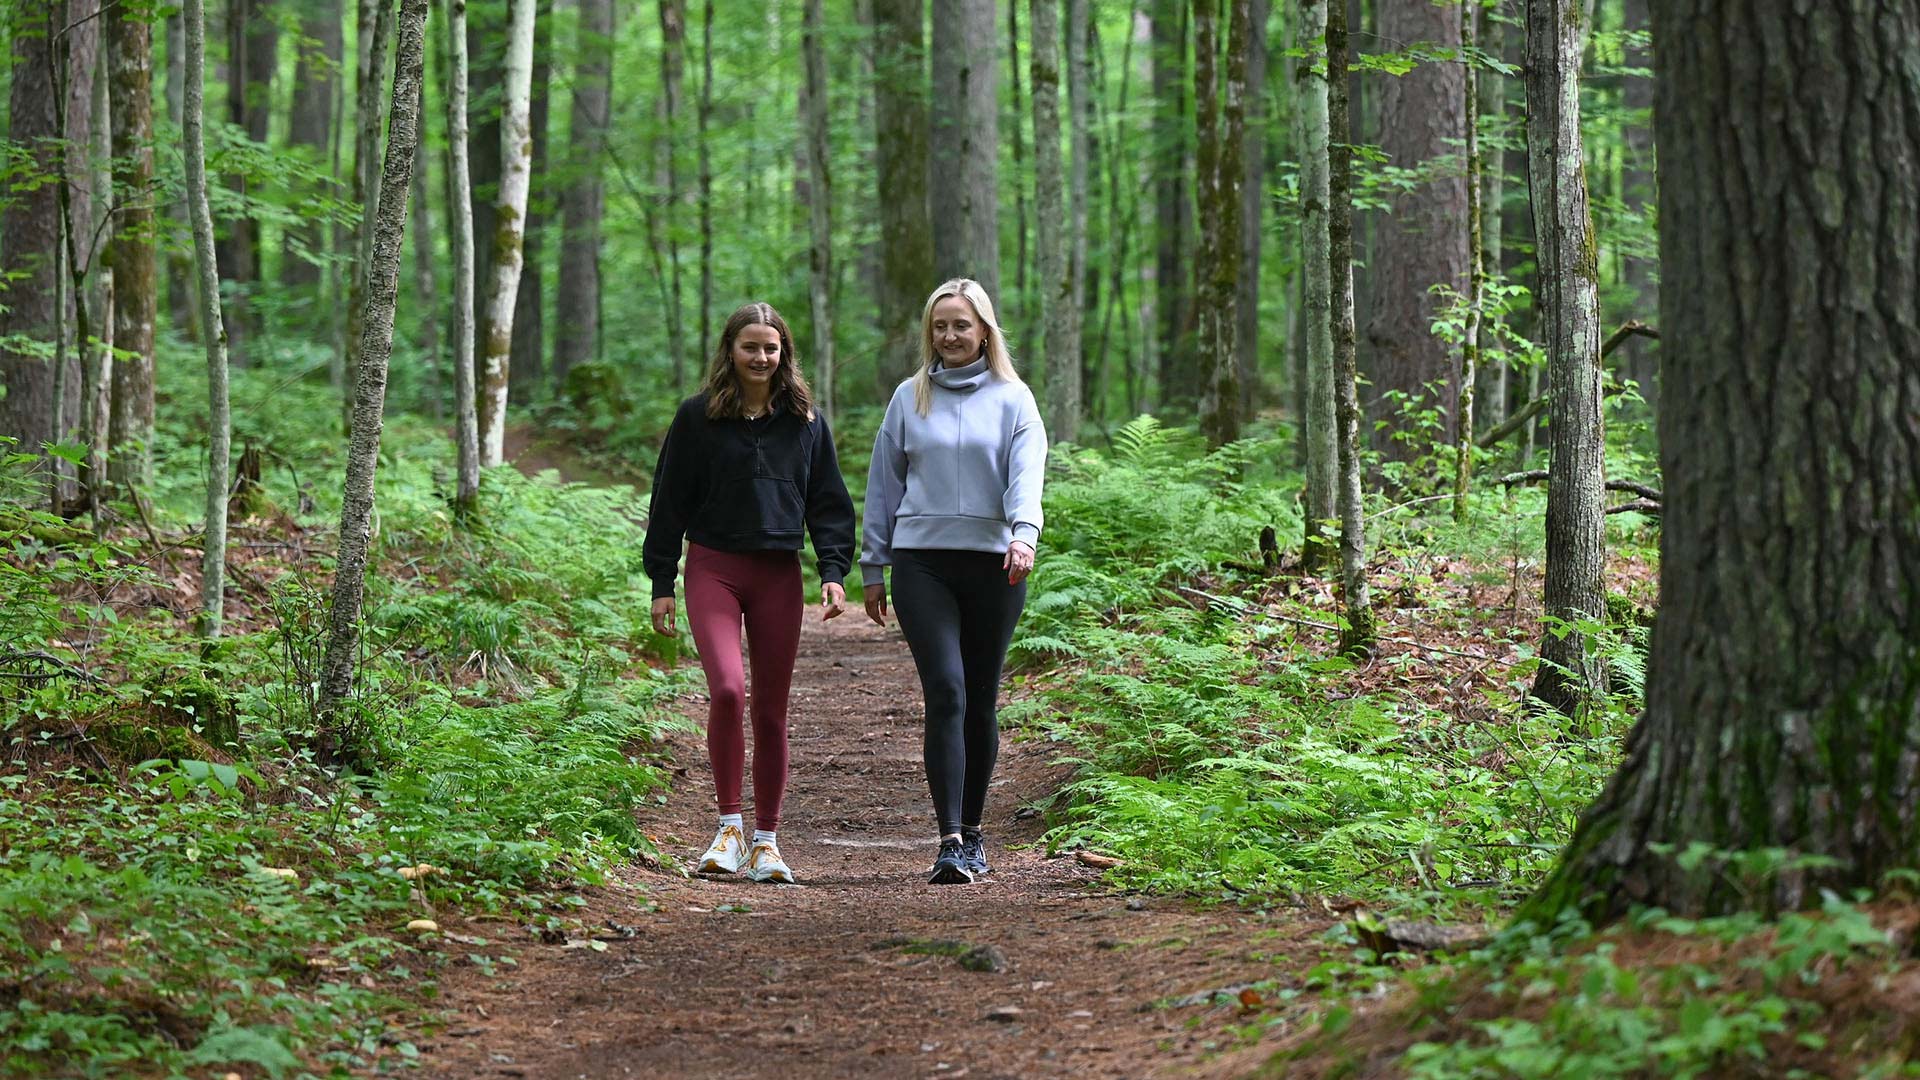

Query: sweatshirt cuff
[860,563,888,589]
[650,577,677,600]
[819,567,847,588]
[1010,522,1041,547]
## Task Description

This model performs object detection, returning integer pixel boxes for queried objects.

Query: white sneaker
[744,839,797,884]
[699,824,748,874]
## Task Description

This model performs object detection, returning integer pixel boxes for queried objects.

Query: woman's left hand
[821,582,847,621]
[1004,541,1035,585]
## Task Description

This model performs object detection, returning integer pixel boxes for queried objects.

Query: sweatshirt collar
[930,355,991,392]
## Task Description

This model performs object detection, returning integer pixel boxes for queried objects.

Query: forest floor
[409,612,1330,1080]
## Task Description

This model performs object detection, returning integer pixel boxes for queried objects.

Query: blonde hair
[701,302,816,421]
[912,278,1021,416]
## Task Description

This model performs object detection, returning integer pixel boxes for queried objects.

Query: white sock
[753,830,777,846]
[718,814,743,831]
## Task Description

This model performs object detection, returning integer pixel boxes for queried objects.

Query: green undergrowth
[2,364,690,1077]
[1007,417,1646,915]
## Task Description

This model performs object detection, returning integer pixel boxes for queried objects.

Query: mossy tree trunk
[1523,0,1920,924]
[476,0,534,465]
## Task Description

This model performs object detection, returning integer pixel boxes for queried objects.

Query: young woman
[861,278,1047,885]
[644,302,855,885]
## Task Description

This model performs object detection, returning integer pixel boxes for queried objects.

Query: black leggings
[891,548,1028,836]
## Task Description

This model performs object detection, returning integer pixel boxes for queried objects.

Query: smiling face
[730,323,783,393]
[928,295,986,367]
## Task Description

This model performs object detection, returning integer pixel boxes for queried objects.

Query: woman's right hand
[651,597,676,636]
[864,588,888,627]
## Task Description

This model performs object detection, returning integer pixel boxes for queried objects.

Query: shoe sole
[699,856,743,874]
[747,867,796,884]
[928,862,975,885]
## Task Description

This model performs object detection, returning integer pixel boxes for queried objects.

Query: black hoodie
[643,394,856,599]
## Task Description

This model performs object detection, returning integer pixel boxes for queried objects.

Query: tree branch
[1498,469,1663,502]
[1476,321,1660,448]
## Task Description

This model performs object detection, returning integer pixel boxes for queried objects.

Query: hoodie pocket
[703,475,805,537]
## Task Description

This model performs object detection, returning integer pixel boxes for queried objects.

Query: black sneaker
[929,835,974,885]
[960,827,990,876]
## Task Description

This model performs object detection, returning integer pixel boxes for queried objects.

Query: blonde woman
[861,279,1047,884]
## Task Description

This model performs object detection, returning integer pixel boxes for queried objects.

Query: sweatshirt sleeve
[805,415,857,587]
[859,393,909,589]
[1004,389,1048,548]
[642,401,701,599]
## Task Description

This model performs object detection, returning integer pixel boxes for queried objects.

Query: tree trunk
[1472,3,1507,429]
[930,0,1000,301]
[1006,0,1029,333]
[1328,0,1372,653]
[1525,0,1920,925]
[58,0,102,513]
[183,0,231,636]
[1066,0,1090,427]
[476,0,535,466]
[696,0,714,365]
[347,0,395,429]
[104,0,157,493]
[1299,0,1335,573]
[164,13,199,341]
[801,0,835,421]
[508,0,550,399]
[1032,0,1077,441]
[409,120,441,417]
[1617,0,1656,417]
[554,0,610,385]
[1454,0,1483,523]
[467,0,501,383]
[1196,0,1248,447]
[1150,0,1192,411]
[219,0,275,367]
[872,0,933,391]
[1525,0,1608,716]
[445,0,480,516]
[1234,0,1268,418]
[1362,0,1468,456]
[657,0,687,392]
[316,0,429,759]
[284,0,342,296]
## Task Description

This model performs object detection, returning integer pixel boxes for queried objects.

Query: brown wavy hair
[702,302,816,421]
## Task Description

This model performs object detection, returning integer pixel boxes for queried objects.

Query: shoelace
[937,837,966,863]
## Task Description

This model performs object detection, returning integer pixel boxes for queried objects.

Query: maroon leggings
[683,543,803,832]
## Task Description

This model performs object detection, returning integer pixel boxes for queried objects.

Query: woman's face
[929,295,986,367]
[730,323,783,392]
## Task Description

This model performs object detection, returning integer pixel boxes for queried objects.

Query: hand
[1004,540,1035,585]
[864,588,889,626]
[651,597,676,636]
[821,582,847,621]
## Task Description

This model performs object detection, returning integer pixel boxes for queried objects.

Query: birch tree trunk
[1526,0,1920,925]
[800,0,835,421]
[1525,0,1608,715]
[1328,0,1372,652]
[930,0,1000,300]
[1299,0,1335,573]
[182,0,230,636]
[477,0,535,466]
[445,0,480,515]
[316,0,430,758]
[347,0,395,430]
[1196,0,1249,447]
[555,0,611,385]
[509,0,550,397]
[1032,0,1077,440]
[872,0,933,387]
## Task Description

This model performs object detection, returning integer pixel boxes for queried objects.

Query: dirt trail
[415,610,1328,1080]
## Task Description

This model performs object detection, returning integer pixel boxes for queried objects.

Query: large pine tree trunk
[316,0,430,758]
[1527,0,1920,924]
[1150,0,1192,411]
[183,0,231,635]
[1299,0,1336,572]
[1525,0,1607,715]
[284,0,341,295]
[801,0,835,421]
[930,0,1000,300]
[476,0,535,466]
[1328,0,1372,653]
[554,0,610,385]
[1032,0,1077,440]
[1196,0,1248,446]
[872,0,933,389]
[445,0,480,516]
[1362,0,1468,457]
[508,0,549,399]
[105,0,158,493]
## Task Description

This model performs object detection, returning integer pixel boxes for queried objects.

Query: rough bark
[444,0,480,516]
[317,0,429,755]
[930,0,1001,300]
[347,0,395,429]
[183,0,231,635]
[165,13,199,340]
[476,0,535,465]
[1525,0,1608,716]
[1150,0,1192,410]
[802,0,835,420]
[872,0,934,389]
[1362,0,1468,455]
[284,0,342,294]
[1328,0,1372,652]
[1525,0,1920,925]
[1196,0,1249,447]
[1032,0,1076,440]
[554,0,610,385]
[1066,0,1090,423]
[1299,0,1335,572]
[1617,0,1656,416]
[1007,0,1029,326]
[1454,0,1483,523]
[1234,0,1268,417]
[104,0,157,492]
[508,0,550,399]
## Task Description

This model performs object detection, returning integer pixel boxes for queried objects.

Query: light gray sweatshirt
[860,357,1048,588]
